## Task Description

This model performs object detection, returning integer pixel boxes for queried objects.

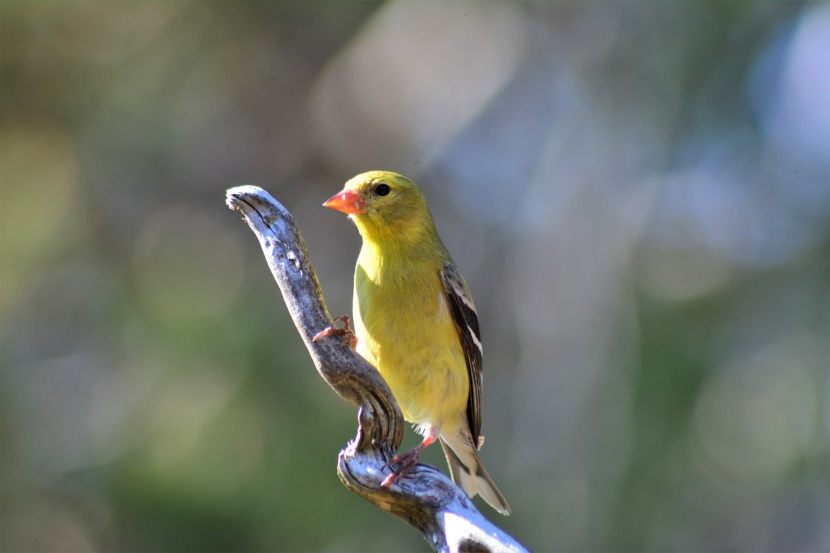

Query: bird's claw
[312,315,358,350]
[380,447,423,487]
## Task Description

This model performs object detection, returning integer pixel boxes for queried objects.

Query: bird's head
[323,171,436,245]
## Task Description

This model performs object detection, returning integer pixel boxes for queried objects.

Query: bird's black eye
[375,183,391,197]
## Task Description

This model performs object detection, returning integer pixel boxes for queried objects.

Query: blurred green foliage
[1,1,827,552]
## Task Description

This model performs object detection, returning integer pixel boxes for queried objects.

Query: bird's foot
[312,315,358,349]
[380,429,438,487]
[381,446,424,487]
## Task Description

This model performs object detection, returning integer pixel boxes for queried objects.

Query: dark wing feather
[440,261,483,446]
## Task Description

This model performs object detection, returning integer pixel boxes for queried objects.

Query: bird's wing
[440,261,483,446]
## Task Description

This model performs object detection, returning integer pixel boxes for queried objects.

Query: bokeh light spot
[692,336,821,488]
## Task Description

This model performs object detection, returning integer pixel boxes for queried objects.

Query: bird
[319,170,511,515]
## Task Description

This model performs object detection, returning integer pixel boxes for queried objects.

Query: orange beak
[323,190,367,214]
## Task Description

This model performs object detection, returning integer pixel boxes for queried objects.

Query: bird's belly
[355,291,468,433]
[377,336,468,431]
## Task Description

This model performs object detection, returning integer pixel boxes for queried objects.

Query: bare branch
[226,185,528,553]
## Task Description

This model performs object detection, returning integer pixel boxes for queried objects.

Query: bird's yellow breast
[352,245,469,433]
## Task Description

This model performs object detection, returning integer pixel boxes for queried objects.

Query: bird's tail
[439,434,511,515]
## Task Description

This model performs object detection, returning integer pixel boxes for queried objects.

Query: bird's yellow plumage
[354,237,468,433]
[323,170,510,515]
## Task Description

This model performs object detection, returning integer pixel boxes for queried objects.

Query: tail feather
[440,436,511,515]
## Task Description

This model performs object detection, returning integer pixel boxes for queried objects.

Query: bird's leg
[381,427,439,487]
[312,315,358,350]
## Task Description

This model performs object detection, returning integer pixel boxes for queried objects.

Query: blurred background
[2,1,828,551]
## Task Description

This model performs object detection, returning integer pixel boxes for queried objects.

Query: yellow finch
[322,170,510,515]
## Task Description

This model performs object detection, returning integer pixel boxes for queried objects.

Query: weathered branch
[226,185,528,553]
